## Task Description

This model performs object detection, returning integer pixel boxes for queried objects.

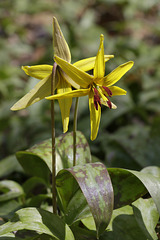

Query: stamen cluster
[94,88,101,110]
[94,86,112,110]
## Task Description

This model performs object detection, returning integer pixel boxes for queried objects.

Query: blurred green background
[0,0,160,170]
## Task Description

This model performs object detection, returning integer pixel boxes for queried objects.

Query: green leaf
[82,197,159,240]
[107,119,160,167]
[100,205,152,240]
[16,131,91,182]
[0,200,21,219]
[26,194,52,208]
[0,155,22,178]
[0,235,22,240]
[108,168,147,209]
[0,180,24,202]
[141,166,160,178]
[129,169,160,215]
[70,225,97,240]
[108,167,160,215]
[56,162,114,238]
[22,177,48,196]
[16,151,51,184]
[0,207,74,240]
[132,198,159,240]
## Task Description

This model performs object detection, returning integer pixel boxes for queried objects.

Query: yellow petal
[46,88,90,100]
[11,74,57,111]
[57,70,72,133]
[101,99,117,109]
[89,90,101,141]
[55,56,93,88]
[22,65,52,80]
[103,61,134,86]
[109,86,127,96]
[62,71,80,89]
[94,34,105,79]
[73,55,114,72]
[53,17,71,62]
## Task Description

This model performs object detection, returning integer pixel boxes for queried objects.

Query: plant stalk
[51,63,57,214]
[73,97,79,166]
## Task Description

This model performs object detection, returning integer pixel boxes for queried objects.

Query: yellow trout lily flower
[11,18,113,133]
[46,34,134,140]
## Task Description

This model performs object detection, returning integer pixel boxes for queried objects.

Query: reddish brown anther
[102,86,112,97]
[94,88,101,110]
[94,88,99,95]
[106,96,112,109]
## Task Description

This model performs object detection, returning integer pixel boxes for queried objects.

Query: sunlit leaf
[129,169,160,215]
[0,180,24,202]
[132,198,159,240]
[100,205,153,240]
[0,207,74,240]
[0,200,21,219]
[82,198,159,239]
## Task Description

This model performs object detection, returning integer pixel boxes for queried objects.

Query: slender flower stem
[51,62,57,214]
[73,97,79,166]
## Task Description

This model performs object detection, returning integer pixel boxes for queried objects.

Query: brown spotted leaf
[56,162,114,238]
[108,168,147,209]
[16,131,91,183]
[108,168,160,215]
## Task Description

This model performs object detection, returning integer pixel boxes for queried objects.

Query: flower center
[93,86,112,110]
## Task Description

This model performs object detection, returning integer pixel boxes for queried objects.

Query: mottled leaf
[108,168,147,209]
[56,131,91,168]
[82,198,159,239]
[108,168,160,215]
[56,162,113,238]
[16,131,91,182]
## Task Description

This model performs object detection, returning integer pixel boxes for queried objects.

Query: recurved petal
[22,65,52,80]
[73,55,114,72]
[57,70,72,133]
[55,56,93,88]
[103,61,134,86]
[109,86,127,96]
[94,34,105,79]
[53,17,71,62]
[46,88,90,100]
[11,74,55,111]
[89,90,101,141]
